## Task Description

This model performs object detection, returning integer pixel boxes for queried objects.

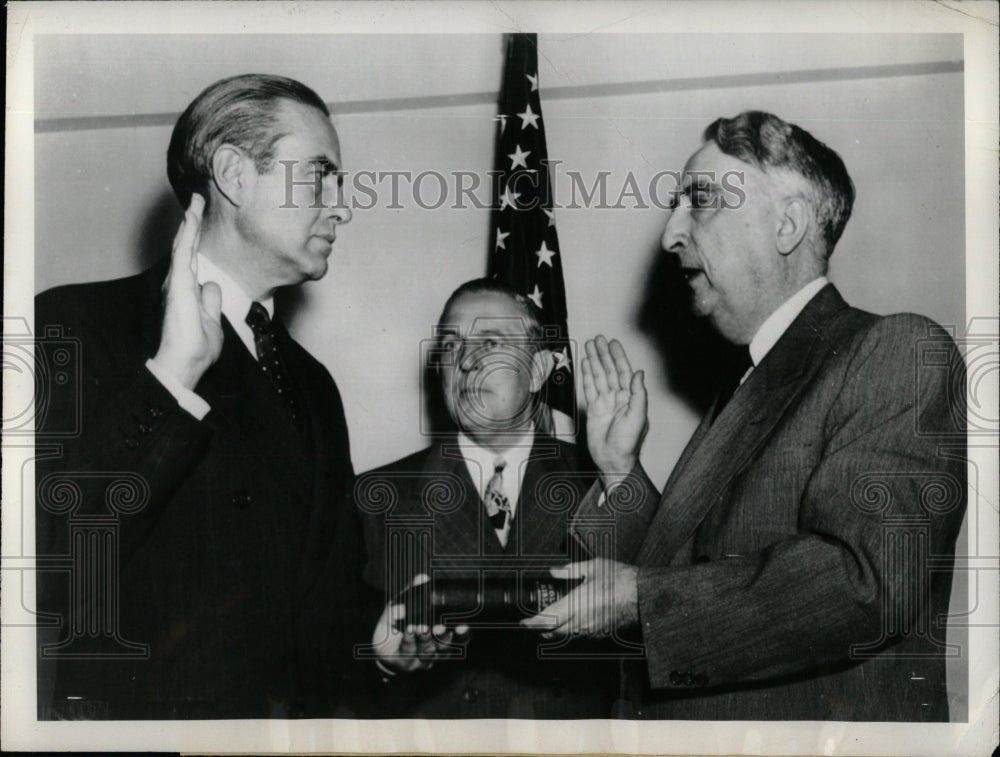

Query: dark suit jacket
[576,285,967,721]
[357,435,624,718]
[34,261,368,719]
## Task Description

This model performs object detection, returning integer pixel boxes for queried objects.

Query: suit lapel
[516,439,574,558]
[418,441,486,558]
[639,285,850,565]
[195,318,315,507]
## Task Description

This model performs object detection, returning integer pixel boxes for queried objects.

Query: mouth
[317,234,336,246]
[679,265,704,284]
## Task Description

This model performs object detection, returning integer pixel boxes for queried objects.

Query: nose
[457,341,480,373]
[661,203,690,253]
[330,198,352,226]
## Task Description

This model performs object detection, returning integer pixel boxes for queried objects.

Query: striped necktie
[483,457,512,546]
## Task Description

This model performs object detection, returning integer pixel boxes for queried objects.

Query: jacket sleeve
[570,463,661,563]
[636,314,967,690]
[34,289,214,566]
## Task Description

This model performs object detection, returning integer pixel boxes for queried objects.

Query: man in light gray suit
[523,111,967,721]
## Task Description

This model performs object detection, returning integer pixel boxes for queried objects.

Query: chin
[304,258,330,281]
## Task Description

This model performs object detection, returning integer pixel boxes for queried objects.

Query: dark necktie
[245,302,300,424]
[712,346,753,422]
[483,458,512,546]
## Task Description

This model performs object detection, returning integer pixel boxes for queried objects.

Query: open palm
[581,336,648,477]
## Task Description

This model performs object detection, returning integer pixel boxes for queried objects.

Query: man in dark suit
[34,74,364,719]
[523,111,967,721]
[358,279,620,718]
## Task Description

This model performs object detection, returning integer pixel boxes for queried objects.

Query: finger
[581,358,598,406]
[414,626,438,657]
[200,281,222,323]
[432,627,455,654]
[520,596,569,630]
[585,339,610,396]
[541,624,570,640]
[454,624,470,638]
[169,194,205,281]
[608,339,635,391]
[594,335,621,392]
[410,573,430,588]
[397,627,419,656]
[558,560,591,581]
[549,565,571,580]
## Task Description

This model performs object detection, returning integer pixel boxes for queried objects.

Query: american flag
[489,33,576,438]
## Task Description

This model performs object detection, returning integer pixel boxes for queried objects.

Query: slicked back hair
[167,73,330,209]
[438,277,545,345]
[704,111,855,256]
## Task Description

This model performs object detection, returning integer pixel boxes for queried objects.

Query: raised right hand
[149,194,223,390]
[582,335,648,484]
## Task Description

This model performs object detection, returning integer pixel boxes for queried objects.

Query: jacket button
[123,436,140,450]
[232,491,252,509]
[148,404,164,419]
[669,671,681,685]
[137,422,152,435]
[683,672,694,686]
[461,687,479,703]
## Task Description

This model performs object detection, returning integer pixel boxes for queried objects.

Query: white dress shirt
[145,254,274,420]
[456,425,535,521]
[742,276,829,382]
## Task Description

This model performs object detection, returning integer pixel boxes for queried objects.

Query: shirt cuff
[145,359,211,420]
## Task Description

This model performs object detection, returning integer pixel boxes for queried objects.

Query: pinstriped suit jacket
[357,435,624,718]
[575,285,967,721]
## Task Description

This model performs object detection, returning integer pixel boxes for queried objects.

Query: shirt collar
[196,254,274,358]
[456,425,535,516]
[748,277,828,368]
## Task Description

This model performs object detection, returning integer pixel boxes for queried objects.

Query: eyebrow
[308,156,345,186]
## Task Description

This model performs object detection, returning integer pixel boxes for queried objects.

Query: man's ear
[776,196,811,255]
[529,348,555,393]
[210,144,249,207]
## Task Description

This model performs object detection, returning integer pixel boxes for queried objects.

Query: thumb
[553,560,590,581]
[629,370,647,415]
[201,281,222,322]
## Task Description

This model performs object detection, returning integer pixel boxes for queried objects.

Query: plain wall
[34,33,965,480]
[32,33,967,717]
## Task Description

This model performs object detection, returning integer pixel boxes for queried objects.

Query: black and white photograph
[3,1,998,754]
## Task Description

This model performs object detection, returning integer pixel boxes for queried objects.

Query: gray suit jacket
[576,285,967,721]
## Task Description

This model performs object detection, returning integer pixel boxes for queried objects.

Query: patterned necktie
[483,457,512,546]
[712,345,753,422]
[245,302,300,423]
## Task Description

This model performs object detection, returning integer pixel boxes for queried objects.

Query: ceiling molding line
[34,59,963,134]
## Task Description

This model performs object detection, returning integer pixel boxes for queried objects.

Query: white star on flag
[543,209,555,227]
[499,185,521,211]
[527,284,543,309]
[495,228,510,250]
[526,72,538,91]
[517,103,540,130]
[553,347,571,372]
[508,144,531,170]
[536,241,556,268]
